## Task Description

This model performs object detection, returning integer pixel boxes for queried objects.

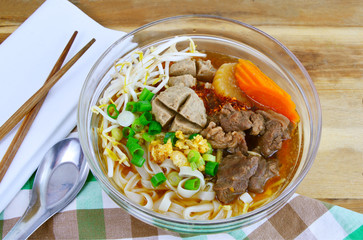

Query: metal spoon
[4,135,89,239]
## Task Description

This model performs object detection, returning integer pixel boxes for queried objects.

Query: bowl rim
[78,14,322,227]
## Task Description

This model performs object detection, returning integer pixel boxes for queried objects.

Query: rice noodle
[124,174,143,204]
[183,203,214,220]
[198,182,216,201]
[154,191,175,212]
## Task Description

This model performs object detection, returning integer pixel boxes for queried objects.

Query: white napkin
[0,0,126,212]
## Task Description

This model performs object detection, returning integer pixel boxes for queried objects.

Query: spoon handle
[4,201,53,239]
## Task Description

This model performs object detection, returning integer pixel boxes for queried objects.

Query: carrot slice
[235,59,300,123]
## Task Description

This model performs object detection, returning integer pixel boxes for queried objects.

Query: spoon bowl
[4,135,89,239]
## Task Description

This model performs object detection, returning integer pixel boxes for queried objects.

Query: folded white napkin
[0,0,125,212]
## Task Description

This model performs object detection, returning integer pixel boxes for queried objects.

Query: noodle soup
[91,37,300,220]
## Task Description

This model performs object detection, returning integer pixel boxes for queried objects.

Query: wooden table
[1,0,362,213]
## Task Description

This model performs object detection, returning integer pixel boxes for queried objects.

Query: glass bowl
[77,15,322,234]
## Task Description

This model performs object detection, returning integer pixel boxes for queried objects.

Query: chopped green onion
[148,121,162,135]
[202,153,216,162]
[216,149,223,163]
[187,150,200,164]
[145,92,155,102]
[190,161,197,171]
[126,101,152,112]
[127,142,144,157]
[111,128,123,141]
[189,133,200,140]
[122,127,135,139]
[205,161,219,176]
[142,132,155,142]
[151,172,166,187]
[167,171,182,187]
[131,118,144,132]
[139,88,155,102]
[164,132,177,145]
[125,101,138,112]
[184,178,200,190]
[117,110,135,127]
[138,112,152,125]
[205,142,213,154]
[139,88,150,101]
[137,101,152,112]
[107,104,119,119]
[131,155,145,167]
[126,137,139,148]
[188,150,204,171]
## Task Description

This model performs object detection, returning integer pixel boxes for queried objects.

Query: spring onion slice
[122,127,135,139]
[117,110,135,127]
[151,172,167,187]
[167,171,182,187]
[107,104,119,119]
[205,161,219,176]
[131,155,145,167]
[202,153,216,162]
[184,178,200,190]
[148,121,162,135]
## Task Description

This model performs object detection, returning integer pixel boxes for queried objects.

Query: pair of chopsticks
[0,31,95,182]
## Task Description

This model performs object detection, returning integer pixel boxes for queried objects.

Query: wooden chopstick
[0,37,96,142]
[0,31,79,183]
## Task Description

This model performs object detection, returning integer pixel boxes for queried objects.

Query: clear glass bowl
[77,15,322,234]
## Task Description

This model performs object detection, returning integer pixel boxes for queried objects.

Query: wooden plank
[1,0,363,30]
[318,198,363,214]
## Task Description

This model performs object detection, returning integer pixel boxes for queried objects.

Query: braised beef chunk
[214,154,259,204]
[250,112,265,136]
[248,158,279,193]
[201,103,292,157]
[218,103,252,132]
[257,120,284,157]
[257,110,291,138]
[200,122,247,153]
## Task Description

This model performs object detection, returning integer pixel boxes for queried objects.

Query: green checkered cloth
[1,172,363,239]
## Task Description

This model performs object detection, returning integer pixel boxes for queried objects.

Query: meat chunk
[218,103,252,132]
[157,85,192,112]
[196,59,216,82]
[257,110,290,135]
[151,86,207,134]
[170,115,202,134]
[151,99,176,127]
[258,120,284,157]
[254,110,291,157]
[214,154,259,204]
[169,59,196,77]
[250,112,265,135]
[168,74,196,88]
[179,93,207,127]
[200,122,247,154]
[248,158,279,193]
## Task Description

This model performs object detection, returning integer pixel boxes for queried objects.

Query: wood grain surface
[1,0,362,213]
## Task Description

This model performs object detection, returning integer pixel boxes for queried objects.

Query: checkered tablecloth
[1,172,362,240]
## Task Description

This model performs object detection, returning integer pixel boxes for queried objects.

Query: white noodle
[183,203,214,220]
